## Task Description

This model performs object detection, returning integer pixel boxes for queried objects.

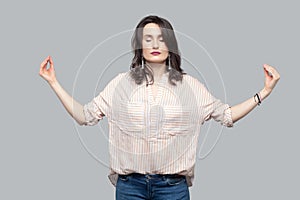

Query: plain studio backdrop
[1,0,299,199]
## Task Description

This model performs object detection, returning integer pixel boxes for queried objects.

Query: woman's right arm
[39,56,86,126]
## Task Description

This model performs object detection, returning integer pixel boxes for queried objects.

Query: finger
[39,60,47,74]
[40,56,50,67]
[264,64,278,77]
[264,64,280,80]
[263,67,271,77]
[263,65,273,78]
[40,58,48,67]
[39,57,50,74]
[49,56,54,69]
[269,67,280,78]
[263,64,272,71]
[39,63,48,76]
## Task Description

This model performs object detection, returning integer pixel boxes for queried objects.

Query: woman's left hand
[263,64,280,95]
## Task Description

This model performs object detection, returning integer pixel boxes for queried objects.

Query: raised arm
[39,56,86,126]
[230,64,280,123]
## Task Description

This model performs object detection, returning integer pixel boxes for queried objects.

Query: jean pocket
[166,176,186,186]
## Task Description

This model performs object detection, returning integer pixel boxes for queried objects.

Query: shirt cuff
[82,102,103,126]
[221,105,234,127]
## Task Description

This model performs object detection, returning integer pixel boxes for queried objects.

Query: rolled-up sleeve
[222,105,233,127]
[196,81,233,127]
[82,73,123,126]
[82,96,105,126]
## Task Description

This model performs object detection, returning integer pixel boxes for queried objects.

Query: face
[142,23,169,64]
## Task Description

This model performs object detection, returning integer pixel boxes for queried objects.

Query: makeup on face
[142,23,169,64]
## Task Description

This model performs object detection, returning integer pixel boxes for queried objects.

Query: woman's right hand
[39,56,57,85]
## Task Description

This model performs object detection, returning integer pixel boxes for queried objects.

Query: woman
[39,15,280,200]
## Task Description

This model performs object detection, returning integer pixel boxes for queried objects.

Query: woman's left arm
[230,64,280,123]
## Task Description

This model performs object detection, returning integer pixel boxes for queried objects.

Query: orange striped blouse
[83,71,233,187]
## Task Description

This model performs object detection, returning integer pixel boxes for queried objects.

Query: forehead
[143,23,162,36]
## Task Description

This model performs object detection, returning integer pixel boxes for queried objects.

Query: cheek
[142,41,152,49]
[142,44,151,54]
[161,46,169,56]
[161,42,169,51]
[142,48,150,57]
[161,52,169,60]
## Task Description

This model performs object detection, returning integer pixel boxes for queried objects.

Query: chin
[147,60,166,64]
[145,56,167,64]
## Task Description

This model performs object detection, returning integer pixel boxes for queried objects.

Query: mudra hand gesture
[39,56,57,85]
[263,64,280,95]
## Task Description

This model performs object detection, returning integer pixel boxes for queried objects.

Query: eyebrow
[143,34,163,37]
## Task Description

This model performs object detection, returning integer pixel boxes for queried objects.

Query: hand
[263,64,280,94]
[39,56,57,85]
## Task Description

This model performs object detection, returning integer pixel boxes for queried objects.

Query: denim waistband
[119,173,185,180]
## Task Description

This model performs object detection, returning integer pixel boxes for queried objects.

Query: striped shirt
[83,71,233,187]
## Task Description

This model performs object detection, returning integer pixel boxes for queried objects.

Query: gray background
[1,0,299,199]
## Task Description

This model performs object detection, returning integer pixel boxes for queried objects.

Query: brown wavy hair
[130,15,185,86]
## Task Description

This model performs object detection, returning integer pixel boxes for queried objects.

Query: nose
[152,39,159,49]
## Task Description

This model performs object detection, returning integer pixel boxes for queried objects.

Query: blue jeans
[116,173,190,200]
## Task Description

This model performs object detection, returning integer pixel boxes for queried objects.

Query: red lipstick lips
[151,51,161,56]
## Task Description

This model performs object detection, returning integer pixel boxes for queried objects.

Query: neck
[146,61,167,82]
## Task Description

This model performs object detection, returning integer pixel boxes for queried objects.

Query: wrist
[48,79,58,87]
[259,87,271,101]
